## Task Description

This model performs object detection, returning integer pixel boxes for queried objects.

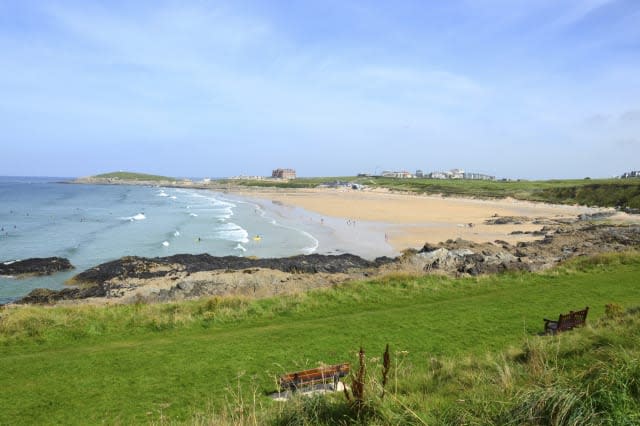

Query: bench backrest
[279,363,350,390]
[557,307,589,331]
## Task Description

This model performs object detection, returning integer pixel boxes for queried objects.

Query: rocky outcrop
[484,215,528,225]
[415,224,640,275]
[12,254,393,305]
[0,257,74,277]
[10,224,640,305]
[15,284,109,305]
[71,253,394,286]
[417,246,524,275]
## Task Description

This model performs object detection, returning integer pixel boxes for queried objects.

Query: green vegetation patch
[1,253,640,424]
[229,176,640,208]
[93,171,177,182]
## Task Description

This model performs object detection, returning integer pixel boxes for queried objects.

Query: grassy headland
[92,171,178,182]
[2,252,640,424]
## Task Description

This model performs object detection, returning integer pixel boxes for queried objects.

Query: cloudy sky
[1,0,639,179]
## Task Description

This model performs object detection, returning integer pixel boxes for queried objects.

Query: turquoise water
[0,177,319,304]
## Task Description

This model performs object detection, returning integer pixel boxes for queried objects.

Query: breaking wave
[213,222,249,243]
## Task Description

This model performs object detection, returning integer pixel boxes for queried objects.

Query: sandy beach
[232,187,634,255]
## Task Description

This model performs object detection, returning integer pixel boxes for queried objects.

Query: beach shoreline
[68,177,640,256]
[224,186,634,253]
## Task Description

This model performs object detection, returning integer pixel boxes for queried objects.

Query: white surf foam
[121,213,146,221]
[162,241,170,247]
[300,231,320,255]
[213,222,249,243]
[234,244,247,252]
[174,230,180,237]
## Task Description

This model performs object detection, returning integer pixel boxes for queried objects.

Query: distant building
[428,169,495,180]
[415,169,424,178]
[621,170,640,179]
[429,171,451,179]
[450,169,465,179]
[272,168,296,179]
[381,170,413,178]
[228,175,265,180]
[463,172,496,181]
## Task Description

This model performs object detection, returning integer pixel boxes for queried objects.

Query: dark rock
[578,212,615,221]
[420,243,439,253]
[15,283,108,305]
[0,257,74,277]
[72,253,395,285]
[485,216,528,225]
[515,249,527,257]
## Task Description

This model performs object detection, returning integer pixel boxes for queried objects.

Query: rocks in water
[0,257,73,277]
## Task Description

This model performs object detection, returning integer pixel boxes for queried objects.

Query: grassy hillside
[228,176,640,209]
[1,252,640,424]
[92,171,177,182]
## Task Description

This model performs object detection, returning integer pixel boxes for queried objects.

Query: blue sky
[1,0,639,179]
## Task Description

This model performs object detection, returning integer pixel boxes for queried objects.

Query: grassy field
[2,253,640,424]
[227,176,640,209]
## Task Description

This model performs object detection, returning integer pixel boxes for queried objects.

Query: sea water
[0,177,319,304]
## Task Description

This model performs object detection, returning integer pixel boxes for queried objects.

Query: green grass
[227,176,640,209]
[92,171,178,182]
[1,253,640,424]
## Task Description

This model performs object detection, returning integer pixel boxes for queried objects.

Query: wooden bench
[544,307,589,335]
[279,363,350,391]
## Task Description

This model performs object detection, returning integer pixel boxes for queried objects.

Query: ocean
[0,177,321,304]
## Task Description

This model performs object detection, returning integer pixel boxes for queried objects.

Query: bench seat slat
[544,307,588,335]
[279,363,350,391]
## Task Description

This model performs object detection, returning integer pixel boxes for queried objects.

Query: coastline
[5,179,639,306]
[224,186,631,252]
[68,177,640,254]
[222,192,399,260]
